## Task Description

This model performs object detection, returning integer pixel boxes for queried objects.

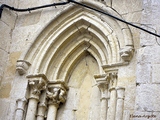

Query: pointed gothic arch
[17,1,134,79]
[15,1,134,120]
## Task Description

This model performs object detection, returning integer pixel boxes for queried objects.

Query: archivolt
[19,1,133,81]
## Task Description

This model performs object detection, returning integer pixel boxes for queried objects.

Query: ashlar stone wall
[0,0,160,120]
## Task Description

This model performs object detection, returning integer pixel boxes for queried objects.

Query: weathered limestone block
[140,25,157,46]
[141,0,160,46]
[112,0,142,14]
[57,109,76,120]
[0,49,8,84]
[0,21,11,51]
[135,84,160,111]
[0,99,10,120]
[137,46,160,64]
[123,84,136,110]
[0,82,11,98]
[152,64,160,83]
[136,62,151,83]
[1,8,17,29]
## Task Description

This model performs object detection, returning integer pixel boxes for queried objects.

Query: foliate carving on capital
[47,87,67,105]
[29,80,46,96]
[27,74,48,99]
[47,81,68,106]
[16,60,31,75]
[105,70,118,87]
[119,46,134,62]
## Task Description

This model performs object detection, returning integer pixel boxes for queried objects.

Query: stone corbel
[16,60,31,75]
[46,80,68,120]
[119,46,134,62]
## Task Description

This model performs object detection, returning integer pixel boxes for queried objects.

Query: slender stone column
[46,81,68,120]
[15,98,27,120]
[37,90,47,120]
[47,103,59,120]
[108,87,117,120]
[37,103,47,120]
[107,72,118,120]
[95,74,109,120]
[25,74,48,120]
[115,87,125,120]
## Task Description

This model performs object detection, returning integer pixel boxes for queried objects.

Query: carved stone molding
[119,46,134,62]
[16,60,31,75]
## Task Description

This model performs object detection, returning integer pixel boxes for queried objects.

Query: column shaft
[15,98,27,120]
[94,74,109,120]
[46,104,58,120]
[100,98,108,120]
[115,99,124,120]
[15,110,24,120]
[25,98,39,120]
[108,88,117,120]
[115,87,125,120]
[37,105,47,120]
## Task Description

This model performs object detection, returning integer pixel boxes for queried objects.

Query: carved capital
[16,60,31,75]
[47,80,68,106]
[94,74,109,99]
[119,46,134,62]
[107,71,118,87]
[27,74,48,100]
